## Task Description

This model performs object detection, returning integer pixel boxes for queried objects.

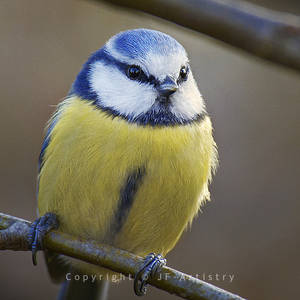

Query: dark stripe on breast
[113,167,146,235]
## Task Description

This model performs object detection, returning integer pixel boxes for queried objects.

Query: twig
[0,212,245,300]
[95,0,300,71]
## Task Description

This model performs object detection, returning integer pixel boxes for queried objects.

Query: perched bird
[28,28,218,299]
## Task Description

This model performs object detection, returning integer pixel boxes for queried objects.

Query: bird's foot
[28,212,59,266]
[134,253,166,296]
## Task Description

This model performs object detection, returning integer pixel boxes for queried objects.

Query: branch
[95,0,300,71]
[0,212,245,300]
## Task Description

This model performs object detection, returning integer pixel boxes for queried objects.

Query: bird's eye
[127,65,141,80]
[179,66,188,80]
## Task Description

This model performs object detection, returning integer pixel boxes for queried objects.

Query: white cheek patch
[89,61,157,118]
[170,74,206,119]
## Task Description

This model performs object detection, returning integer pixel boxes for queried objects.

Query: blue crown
[110,28,185,60]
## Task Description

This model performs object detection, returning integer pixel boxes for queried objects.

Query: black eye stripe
[180,66,187,78]
[127,67,151,84]
[100,51,158,85]
[99,51,189,86]
[127,65,142,80]
[177,65,189,84]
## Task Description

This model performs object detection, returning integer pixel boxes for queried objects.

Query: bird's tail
[58,277,109,300]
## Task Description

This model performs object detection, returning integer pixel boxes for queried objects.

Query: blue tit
[29,28,218,299]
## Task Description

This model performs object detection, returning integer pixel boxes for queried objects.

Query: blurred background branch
[0,212,245,300]
[95,0,300,71]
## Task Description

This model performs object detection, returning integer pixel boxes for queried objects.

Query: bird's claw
[27,212,59,266]
[134,253,166,296]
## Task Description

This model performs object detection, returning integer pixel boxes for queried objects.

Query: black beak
[158,76,178,98]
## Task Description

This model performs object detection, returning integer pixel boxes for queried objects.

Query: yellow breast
[38,96,217,257]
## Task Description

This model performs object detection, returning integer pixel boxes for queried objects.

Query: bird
[28,28,218,299]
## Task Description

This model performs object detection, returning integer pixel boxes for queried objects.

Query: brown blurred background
[0,0,299,299]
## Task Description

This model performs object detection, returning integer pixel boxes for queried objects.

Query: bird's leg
[27,212,59,266]
[134,253,166,296]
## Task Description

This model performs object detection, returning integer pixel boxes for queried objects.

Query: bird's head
[72,29,206,126]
